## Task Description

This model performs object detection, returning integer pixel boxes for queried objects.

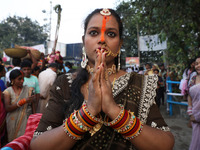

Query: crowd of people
[0,8,199,150]
[0,53,74,147]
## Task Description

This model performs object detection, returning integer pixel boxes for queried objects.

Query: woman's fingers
[101,50,111,86]
[87,64,102,116]
[94,48,102,71]
[91,64,101,88]
[91,48,102,88]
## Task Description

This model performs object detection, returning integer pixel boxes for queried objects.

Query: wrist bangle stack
[63,101,103,140]
[104,105,143,140]
[72,110,90,131]
[17,98,27,107]
[78,101,102,128]
[104,104,124,126]
[63,112,86,140]
[121,114,143,140]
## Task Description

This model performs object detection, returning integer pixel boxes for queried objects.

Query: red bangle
[111,110,129,129]
[67,116,85,136]
[81,107,98,126]
[78,107,96,128]
[17,98,27,107]
[122,117,140,137]
[104,104,124,126]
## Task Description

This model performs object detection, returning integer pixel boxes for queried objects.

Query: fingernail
[102,63,104,67]
[97,66,100,69]
[96,54,99,58]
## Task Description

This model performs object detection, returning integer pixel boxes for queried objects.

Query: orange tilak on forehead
[101,16,109,42]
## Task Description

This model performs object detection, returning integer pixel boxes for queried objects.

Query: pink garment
[3,113,42,150]
[180,69,196,95]
[189,83,200,150]
[180,79,188,95]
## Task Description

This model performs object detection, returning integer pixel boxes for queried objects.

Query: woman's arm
[187,95,192,116]
[106,104,174,150]
[130,125,174,150]
[187,95,192,107]
[4,93,18,112]
[4,91,34,112]
[30,125,76,150]
[27,49,38,70]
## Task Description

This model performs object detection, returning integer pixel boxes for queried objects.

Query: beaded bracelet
[104,104,124,126]
[119,113,143,140]
[63,101,103,140]
[122,117,140,136]
[116,112,135,133]
[82,101,103,123]
[63,112,87,140]
[78,101,103,128]
[123,121,143,140]
[112,110,130,130]
[63,117,83,140]
[17,98,27,107]
[72,110,90,132]
[78,107,97,128]
[103,103,143,140]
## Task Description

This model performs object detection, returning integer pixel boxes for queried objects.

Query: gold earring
[81,47,88,69]
[118,51,121,71]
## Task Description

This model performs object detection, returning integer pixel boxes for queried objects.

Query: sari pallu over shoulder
[4,86,32,142]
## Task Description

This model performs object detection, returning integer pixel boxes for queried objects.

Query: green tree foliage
[116,0,200,69]
[0,16,48,56]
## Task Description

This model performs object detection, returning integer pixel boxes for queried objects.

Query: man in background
[37,63,58,113]
[21,60,40,114]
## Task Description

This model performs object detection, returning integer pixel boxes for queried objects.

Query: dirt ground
[160,104,192,150]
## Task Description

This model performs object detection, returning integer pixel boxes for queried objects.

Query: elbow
[162,132,175,150]
[167,138,175,150]
[5,106,13,112]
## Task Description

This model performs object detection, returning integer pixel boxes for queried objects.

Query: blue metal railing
[166,79,188,116]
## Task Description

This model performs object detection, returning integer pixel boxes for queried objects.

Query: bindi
[100,9,111,42]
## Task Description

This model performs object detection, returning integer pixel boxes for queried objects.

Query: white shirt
[6,66,21,83]
[38,68,57,98]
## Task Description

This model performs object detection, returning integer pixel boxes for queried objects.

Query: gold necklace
[112,75,116,91]
[86,64,116,76]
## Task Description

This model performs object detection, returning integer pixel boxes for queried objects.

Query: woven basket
[4,48,27,58]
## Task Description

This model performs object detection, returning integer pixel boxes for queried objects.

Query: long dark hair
[185,59,196,76]
[68,8,124,111]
